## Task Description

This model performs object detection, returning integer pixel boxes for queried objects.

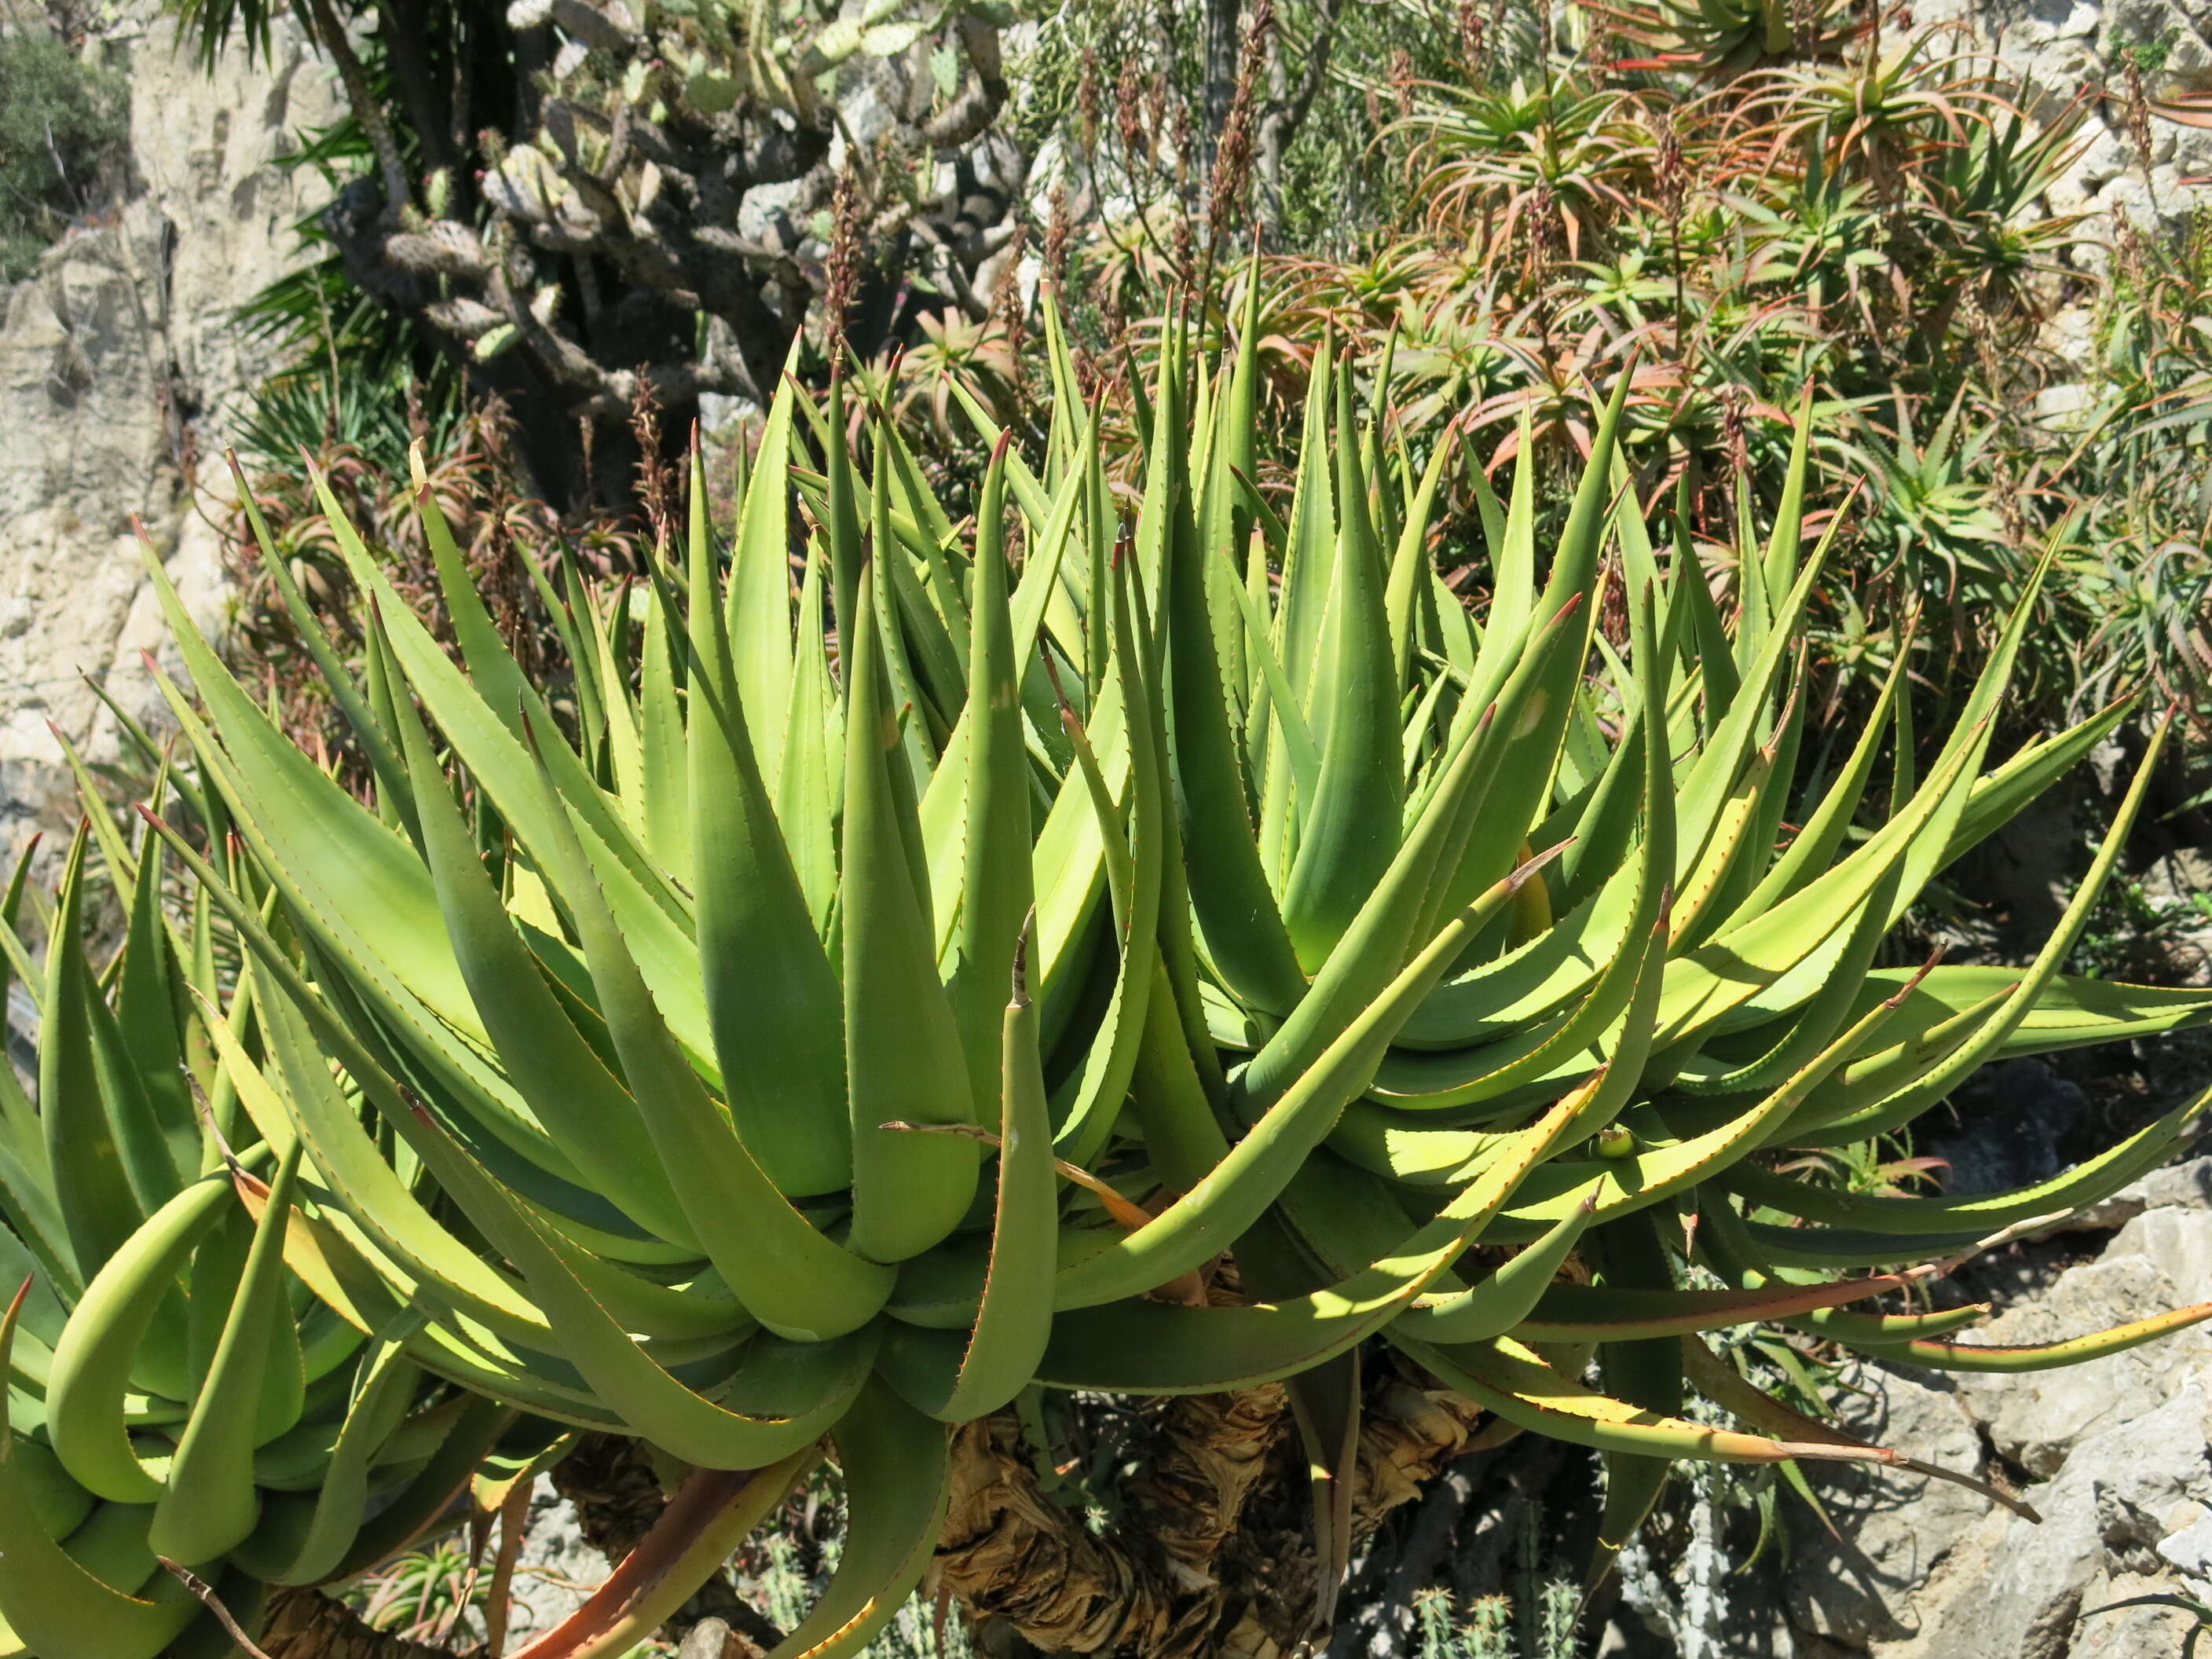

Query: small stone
[2032,382,2094,429]
[2159,1513,2212,1584]
[2106,1206,2212,1297]
[2149,1151,2212,1207]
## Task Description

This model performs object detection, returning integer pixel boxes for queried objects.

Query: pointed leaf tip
[1884,949,1947,1008]
[1508,840,1572,892]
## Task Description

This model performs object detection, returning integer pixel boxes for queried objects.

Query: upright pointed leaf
[844,562,979,1263]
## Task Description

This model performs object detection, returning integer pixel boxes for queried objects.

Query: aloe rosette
[0,775,540,1659]
[1149,305,2212,1560]
[63,295,2212,1654]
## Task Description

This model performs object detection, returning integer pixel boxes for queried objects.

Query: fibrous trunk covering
[551,1434,789,1651]
[931,1371,1489,1659]
[258,1588,456,1659]
[266,1376,1490,1659]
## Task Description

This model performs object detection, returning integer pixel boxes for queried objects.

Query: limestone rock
[1781,1143,2212,1659]
[1781,1368,1994,1649]
[0,5,338,851]
[2065,1568,2206,1659]
[2108,1202,2212,1295]
[504,1475,604,1640]
[1954,1243,2205,1477]
[2037,1152,2212,1238]
[2156,1511,2212,1582]
[1884,1387,2212,1659]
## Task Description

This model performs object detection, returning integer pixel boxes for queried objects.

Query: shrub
[0,30,126,282]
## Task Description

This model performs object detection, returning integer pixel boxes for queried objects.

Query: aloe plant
[0,771,550,1659]
[24,294,2210,1659]
[1137,309,2212,1573]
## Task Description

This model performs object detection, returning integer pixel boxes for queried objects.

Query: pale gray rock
[2103,0,2212,76]
[0,5,339,852]
[2107,1204,2212,1298]
[1781,1141,2212,1659]
[1782,1368,1994,1649]
[1956,1246,2203,1477]
[502,1475,604,1641]
[1881,1387,2212,1659]
[2155,1511,2212,1582]
[2105,1151,2207,1218]
[2033,380,2097,427]
[2067,1567,2207,1658]
[2058,1154,2212,1236]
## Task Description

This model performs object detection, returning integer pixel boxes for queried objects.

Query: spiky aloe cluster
[9,296,2210,1659]
[0,774,551,1659]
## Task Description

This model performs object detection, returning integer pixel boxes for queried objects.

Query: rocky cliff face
[0,4,337,856]
[1777,1155,2212,1659]
[1928,0,2212,244]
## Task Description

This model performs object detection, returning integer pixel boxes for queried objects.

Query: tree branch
[302,0,412,221]
[1256,0,1350,222]
[925,18,1009,148]
[1203,0,1244,163]
[372,0,457,177]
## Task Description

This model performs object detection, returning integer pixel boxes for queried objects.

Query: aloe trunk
[257,1591,457,1659]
